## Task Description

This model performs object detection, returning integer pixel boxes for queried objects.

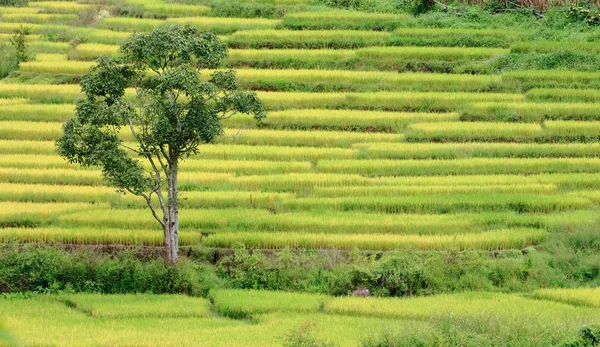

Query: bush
[0,43,18,79]
[0,0,28,6]
[0,244,202,295]
[281,322,335,347]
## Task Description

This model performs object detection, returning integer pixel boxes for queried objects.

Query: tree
[57,25,265,264]
[10,25,31,65]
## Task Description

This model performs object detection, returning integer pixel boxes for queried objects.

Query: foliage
[0,0,28,6]
[563,325,600,347]
[9,25,31,65]
[281,322,336,347]
[56,25,265,264]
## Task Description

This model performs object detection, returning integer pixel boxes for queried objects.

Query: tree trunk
[164,160,179,264]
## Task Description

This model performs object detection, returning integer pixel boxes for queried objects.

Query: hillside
[1,0,600,345]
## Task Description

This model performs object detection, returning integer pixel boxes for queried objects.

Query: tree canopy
[57,25,265,264]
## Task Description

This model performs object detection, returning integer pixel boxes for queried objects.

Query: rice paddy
[1,2,600,345]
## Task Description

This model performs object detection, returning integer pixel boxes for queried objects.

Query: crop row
[4,139,600,160]
[203,228,546,251]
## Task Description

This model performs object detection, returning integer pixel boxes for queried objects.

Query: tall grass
[356,46,507,61]
[168,17,279,34]
[0,13,77,24]
[28,1,92,14]
[503,70,600,90]
[511,41,600,54]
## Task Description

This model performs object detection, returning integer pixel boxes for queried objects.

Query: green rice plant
[461,102,600,122]
[0,83,81,102]
[211,289,326,318]
[533,288,600,308]
[325,292,596,321]
[405,122,542,142]
[225,30,390,49]
[502,70,600,90]
[390,28,524,47]
[510,41,600,54]
[0,13,76,24]
[67,43,119,61]
[221,128,403,147]
[0,201,100,227]
[226,109,458,132]
[61,294,211,318]
[189,144,353,161]
[167,17,278,35]
[345,92,524,112]
[312,184,558,198]
[19,60,94,74]
[232,69,506,93]
[28,1,91,14]
[98,17,166,32]
[0,227,201,246]
[281,10,413,31]
[284,194,590,214]
[317,158,600,176]
[544,120,600,141]
[356,46,507,62]
[35,53,68,61]
[203,228,547,251]
[224,48,357,70]
[354,142,600,159]
[0,167,102,186]
[0,104,74,122]
[525,88,600,103]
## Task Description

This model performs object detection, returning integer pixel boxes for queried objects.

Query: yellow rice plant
[0,121,63,141]
[98,17,166,32]
[533,288,600,308]
[356,46,507,61]
[0,227,201,246]
[221,128,403,147]
[0,140,56,154]
[544,120,600,138]
[228,109,458,131]
[354,142,600,159]
[0,201,102,226]
[203,228,547,251]
[226,29,391,49]
[312,184,558,198]
[0,13,77,24]
[167,17,279,34]
[0,7,40,14]
[0,97,26,105]
[232,69,504,92]
[0,167,102,186]
[0,183,140,206]
[406,121,543,141]
[0,83,81,101]
[28,1,91,14]
[177,159,312,175]
[189,144,353,161]
[256,91,347,110]
[35,53,68,61]
[68,43,119,61]
[317,158,600,176]
[0,104,74,122]
[19,61,94,74]
[0,154,82,169]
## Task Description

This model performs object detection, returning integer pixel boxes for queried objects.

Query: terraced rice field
[3,289,600,346]
[0,0,600,253]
